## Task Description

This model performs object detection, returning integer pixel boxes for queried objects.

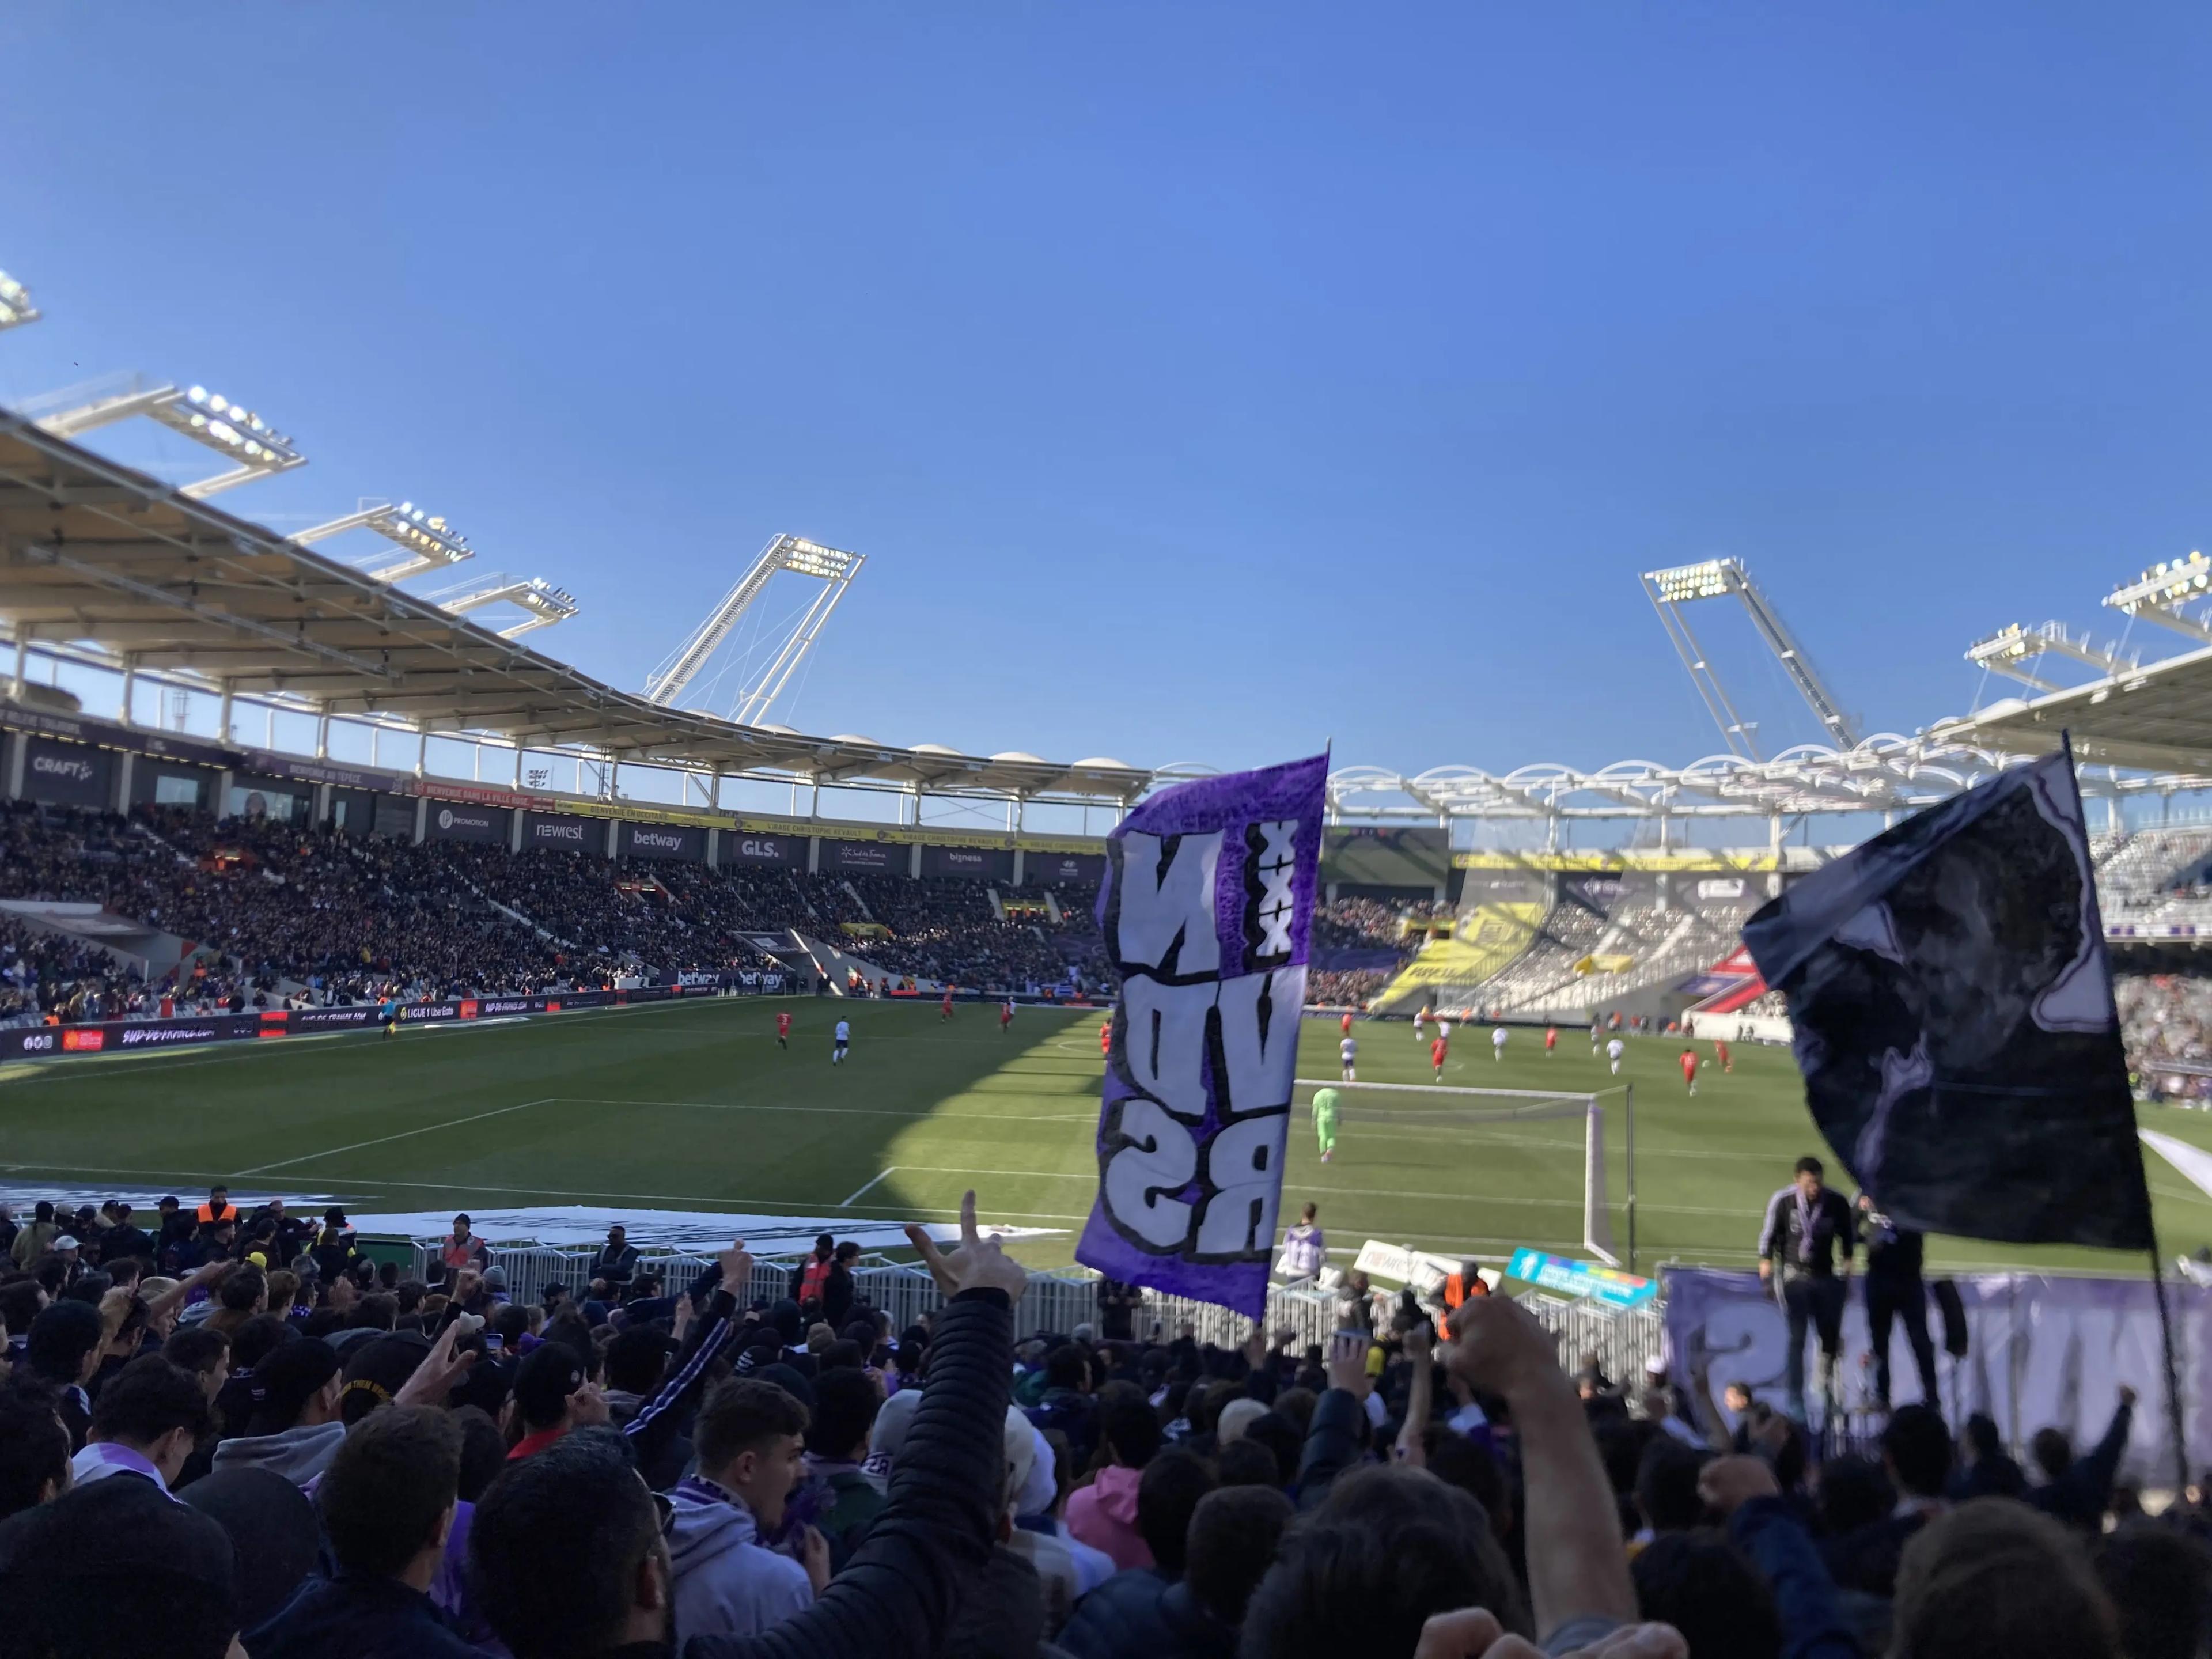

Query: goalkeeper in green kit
[1312,1085,1341,1164]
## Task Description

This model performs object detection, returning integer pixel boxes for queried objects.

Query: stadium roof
[0,410,1152,805]
[1930,645,2212,775]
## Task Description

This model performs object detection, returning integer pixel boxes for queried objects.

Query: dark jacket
[1291,1386,1366,1508]
[941,1543,1046,1659]
[2031,1397,2134,1532]
[687,1285,1013,1659]
[99,1224,156,1264]
[1820,1510,1929,1599]
[1730,1497,1858,1659]
[593,1241,641,1287]
[1056,1567,1176,1659]
[247,1570,480,1659]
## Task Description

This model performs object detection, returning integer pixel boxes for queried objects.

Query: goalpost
[1291,1077,1639,1270]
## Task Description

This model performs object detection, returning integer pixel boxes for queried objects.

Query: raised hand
[1695,1454,1780,1518]
[395,1313,480,1408]
[903,1191,1029,1300]
[1443,1294,1563,1403]
[1324,1330,1372,1398]
[718,1239,756,1296]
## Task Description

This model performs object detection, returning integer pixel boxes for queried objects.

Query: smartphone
[483,1333,503,1355]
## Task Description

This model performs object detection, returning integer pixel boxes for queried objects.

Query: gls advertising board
[721,832,798,866]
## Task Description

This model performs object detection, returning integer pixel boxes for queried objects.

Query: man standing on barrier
[1857,1189,1940,1411]
[1757,1154,1854,1420]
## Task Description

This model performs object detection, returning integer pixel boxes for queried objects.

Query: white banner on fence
[1662,1266,2209,1483]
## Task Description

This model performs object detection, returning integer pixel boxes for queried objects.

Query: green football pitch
[3,997,2210,1278]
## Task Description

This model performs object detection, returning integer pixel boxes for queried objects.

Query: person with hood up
[666,1376,830,1643]
[210,1335,347,1484]
[1066,1396,1164,1571]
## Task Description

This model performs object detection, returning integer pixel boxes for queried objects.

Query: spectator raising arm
[1445,1296,1638,1643]
[1395,1319,1435,1468]
[691,1192,1027,1659]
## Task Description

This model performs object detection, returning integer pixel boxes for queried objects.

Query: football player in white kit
[833,1016,851,1064]
[1606,1036,1626,1075]
[1491,1024,1508,1062]
[1437,1015,1452,1043]
[1413,1007,1430,1043]
[1339,1033,1357,1082]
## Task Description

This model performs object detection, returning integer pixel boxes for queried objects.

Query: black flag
[1741,745,2150,1251]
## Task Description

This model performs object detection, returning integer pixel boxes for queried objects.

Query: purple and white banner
[1075,753,1325,1317]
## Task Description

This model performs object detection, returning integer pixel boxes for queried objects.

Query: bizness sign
[722,834,797,867]
[524,813,597,850]
[429,803,508,842]
[23,738,111,807]
[620,822,703,861]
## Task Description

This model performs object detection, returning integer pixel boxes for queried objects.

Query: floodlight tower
[2104,551,2212,645]
[1641,558,1860,760]
[425,572,579,638]
[294,500,474,582]
[643,534,864,724]
[34,380,304,497]
[0,270,40,332]
[1964,621,2138,692]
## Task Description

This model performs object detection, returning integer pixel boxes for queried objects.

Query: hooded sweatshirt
[1066,1464,1152,1572]
[210,1419,349,1484]
[666,1475,813,1645]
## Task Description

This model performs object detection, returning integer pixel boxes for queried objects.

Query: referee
[1757,1154,1855,1419]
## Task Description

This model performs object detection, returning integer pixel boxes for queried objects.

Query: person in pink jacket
[1063,1399,1162,1570]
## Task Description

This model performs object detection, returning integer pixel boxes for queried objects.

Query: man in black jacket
[593,1225,642,1291]
[1857,1190,1938,1409]
[1757,1156,1855,1419]
[468,1192,1025,1659]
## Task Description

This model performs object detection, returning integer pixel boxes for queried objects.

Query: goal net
[1292,1077,1620,1265]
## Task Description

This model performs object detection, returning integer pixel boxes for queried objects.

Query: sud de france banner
[1075,753,1325,1317]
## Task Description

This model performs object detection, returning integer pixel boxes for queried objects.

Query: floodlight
[427,571,580,638]
[33,376,305,495]
[0,270,39,332]
[643,533,867,724]
[295,498,472,581]
[2103,551,2212,643]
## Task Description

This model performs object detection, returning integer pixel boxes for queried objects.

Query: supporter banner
[722,831,800,867]
[245,751,411,794]
[1743,745,2151,1251]
[921,845,1013,881]
[619,821,704,861]
[1028,852,1106,887]
[1663,1266,2206,1481]
[22,737,113,807]
[824,839,899,873]
[1077,753,1325,1319]
[281,1006,380,1033]
[0,702,237,771]
[427,803,509,843]
[523,812,599,852]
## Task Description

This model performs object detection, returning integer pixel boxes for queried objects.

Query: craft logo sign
[1077,755,1325,1317]
[31,754,96,783]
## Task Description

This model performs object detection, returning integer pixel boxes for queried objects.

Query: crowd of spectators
[0,802,1131,1015]
[1310,895,1449,952]
[0,1181,2195,1659]
[2116,965,2212,1103]
[844,876,1113,991]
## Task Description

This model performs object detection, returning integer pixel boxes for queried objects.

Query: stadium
[5,24,2212,1650]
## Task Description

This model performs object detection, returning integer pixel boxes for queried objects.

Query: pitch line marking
[232,1098,554,1177]
[551,1096,1096,1124]
[840,1169,896,1207]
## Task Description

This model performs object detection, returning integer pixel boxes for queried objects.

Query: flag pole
[2066,729,2188,1496]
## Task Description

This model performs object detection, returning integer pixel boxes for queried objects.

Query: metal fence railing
[408,1240,1668,1371]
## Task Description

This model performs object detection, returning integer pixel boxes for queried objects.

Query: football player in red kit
[775,1009,791,1050]
[1544,1025,1558,1056]
[1340,1010,1353,1036]
[1680,1047,1699,1095]
[941,986,955,1021]
[1099,1020,1112,1058]
[1715,1039,1733,1073]
[999,998,1014,1033]
[1431,1034,1449,1081]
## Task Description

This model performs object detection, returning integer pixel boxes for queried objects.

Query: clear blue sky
[2,5,2208,781]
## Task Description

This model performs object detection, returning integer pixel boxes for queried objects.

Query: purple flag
[1075,753,1326,1318]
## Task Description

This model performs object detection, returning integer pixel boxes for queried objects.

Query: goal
[1293,1077,1633,1267]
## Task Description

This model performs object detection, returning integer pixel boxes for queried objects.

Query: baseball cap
[245,1338,342,1434]
[480,1266,507,1291]
[54,1236,79,1251]
[513,1342,585,1428]
[339,1333,433,1425]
